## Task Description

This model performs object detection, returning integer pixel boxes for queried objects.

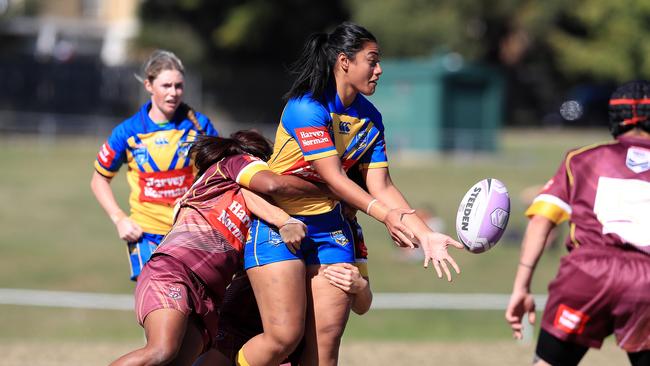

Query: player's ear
[337,52,349,72]
[143,79,153,94]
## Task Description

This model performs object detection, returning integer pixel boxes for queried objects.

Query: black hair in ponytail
[191,130,273,177]
[284,22,377,101]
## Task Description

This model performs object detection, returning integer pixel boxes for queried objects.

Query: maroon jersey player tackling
[109,131,325,366]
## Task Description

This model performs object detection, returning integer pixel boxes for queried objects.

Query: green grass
[0,128,611,342]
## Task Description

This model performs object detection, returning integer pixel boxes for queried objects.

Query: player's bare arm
[248,170,330,198]
[364,167,463,281]
[505,214,554,339]
[311,155,416,248]
[323,263,372,315]
[90,171,142,242]
[240,188,306,253]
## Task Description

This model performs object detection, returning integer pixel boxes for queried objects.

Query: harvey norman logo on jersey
[296,127,332,152]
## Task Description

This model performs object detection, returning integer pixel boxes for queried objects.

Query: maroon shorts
[135,254,219,350]
[541,245,650,352]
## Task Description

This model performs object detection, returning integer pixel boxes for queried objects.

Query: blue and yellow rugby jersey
[268,87,388,215]
[94,101,218,235]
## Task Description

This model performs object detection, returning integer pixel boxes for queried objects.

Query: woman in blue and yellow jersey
[91,50,218,281]
[239,23,465,366]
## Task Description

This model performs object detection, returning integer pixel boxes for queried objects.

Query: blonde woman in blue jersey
[239,23,464,366]
[91,50,218,281]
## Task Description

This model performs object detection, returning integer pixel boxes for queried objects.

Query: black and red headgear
[609,80,650,137]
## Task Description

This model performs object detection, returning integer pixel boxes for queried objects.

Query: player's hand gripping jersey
[526,135,650,255]
[268,87,388,215]
[94,102,218,235]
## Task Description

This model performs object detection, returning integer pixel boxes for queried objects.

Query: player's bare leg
[109,309,203,366]
[240,260,306,365]
[300,264,352,366]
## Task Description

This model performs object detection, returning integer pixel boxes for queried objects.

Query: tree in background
[135,0,347,125]
[134,0,650,126]
[349,0,650,125]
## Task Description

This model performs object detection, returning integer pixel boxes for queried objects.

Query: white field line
[0,288,547,311]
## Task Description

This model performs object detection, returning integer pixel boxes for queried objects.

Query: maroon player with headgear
[505,80,650,366]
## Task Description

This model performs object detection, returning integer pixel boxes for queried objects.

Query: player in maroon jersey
[206,214,371,366]
[109,130,327,366]
[505,80,650,366]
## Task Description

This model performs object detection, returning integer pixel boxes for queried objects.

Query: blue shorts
[244,205,355,269]
[126,232,165,281]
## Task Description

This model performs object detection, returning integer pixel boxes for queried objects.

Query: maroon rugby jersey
[526,135,650,255]
[155,154,270,292]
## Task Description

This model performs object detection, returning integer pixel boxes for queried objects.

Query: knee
[266,325,304,356]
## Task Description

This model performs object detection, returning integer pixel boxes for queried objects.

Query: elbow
[352,303,371,315]
[261,179,292,197]
[351,293,373,315]
[259,181,281,196]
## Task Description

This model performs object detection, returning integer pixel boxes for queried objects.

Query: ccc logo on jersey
[339,121,351,134]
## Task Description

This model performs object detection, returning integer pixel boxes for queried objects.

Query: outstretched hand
[419,232,463,281]
[505,289,536,340]
[383,208,416,248]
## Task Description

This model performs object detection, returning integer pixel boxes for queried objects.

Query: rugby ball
[455,178,510,253]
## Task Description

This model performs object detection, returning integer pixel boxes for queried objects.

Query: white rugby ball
[455,178,510,253]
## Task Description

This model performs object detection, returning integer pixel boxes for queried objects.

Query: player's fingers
[528,311,536,325]
[323,267,346,279]
[432,260,443,279]
[504,310,520,323]
[394,230,414,248]
[445,256,461,274]
[394,208,416,216]
[441,261,453,281]
[423,256,431,269]
[447,237,464,250]
[327,280,345,291]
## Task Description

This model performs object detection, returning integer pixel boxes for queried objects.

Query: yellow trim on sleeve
[94,161,117,178]
[359,161,389,169]
[237,162,271,188]
[525,201,570,225]
[303,149,339,162]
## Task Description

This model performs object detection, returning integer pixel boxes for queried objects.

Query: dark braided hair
[608,80,650,137]
[190,130,273,178]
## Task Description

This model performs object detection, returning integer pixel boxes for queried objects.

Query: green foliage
[548,1,650,81]
[349,0,650,82]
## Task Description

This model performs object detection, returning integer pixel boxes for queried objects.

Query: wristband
[280,217,303,228]
[365,199,378,216]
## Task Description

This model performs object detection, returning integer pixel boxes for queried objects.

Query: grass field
[0,128,626,365]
